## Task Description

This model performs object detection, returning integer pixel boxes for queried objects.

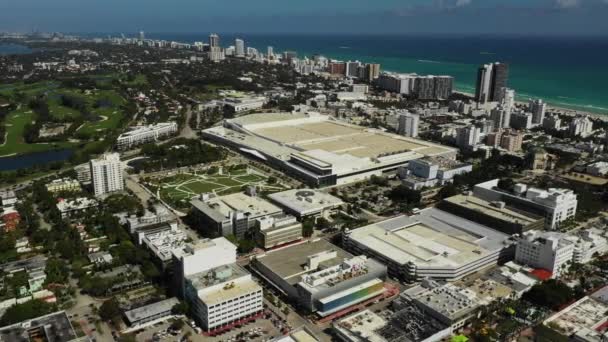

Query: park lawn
[181,181,224,194]
[48,99,80,120]
[76,90,126,135]
[125,74,148,86]
[235,174,266,182]
[0,107,74,156]
[0,81,58,98]
[211,177,243,187]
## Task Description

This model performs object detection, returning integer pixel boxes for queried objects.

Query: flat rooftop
[414,284,479,320]
[198,278,261,306]
[334,310,387,342]
[267,189,344,215]
[205,113,456,178]
[200,193,282,219]
[255,239,353,286]
[124,297,180,324]
[345,208,511,268]
[0,311,78,342]
[443,194,542,225]
[187,263,249,290]
[237,113,454,160]
[545,296,608,336]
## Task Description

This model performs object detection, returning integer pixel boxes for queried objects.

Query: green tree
[99,298,121,322]
[0,300,56,325]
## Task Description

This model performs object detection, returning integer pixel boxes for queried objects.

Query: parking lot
[133,316,283,342]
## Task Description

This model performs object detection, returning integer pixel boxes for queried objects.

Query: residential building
[587,161,608,176]
[88,251,114,265]
[74,163,92,184]
[116,122,178,150]
[255,215,303,249]
[530,99,547,125]
[456,126,481,150]
[490,107,510,129]
[397,112,419,137]
[474,179,578,229]
[45,178,81,193]
[190,192,283,239]
[567,230,608,264]
[253,239,387,316]
[570,115,594,137]
[475,62,509,103]
[342,208,514,282]
[438,194,545,235]
[515,230,574,277]
[328,62,346,75]
[234,38,245,57]
[0,190,17,210]
[543,114,562,131]
[510,111,533,130]
[124,297,180,326]
[486,129,523,152]
[90,153,124,197]
[56,197,99,218]
[267,189,343,220]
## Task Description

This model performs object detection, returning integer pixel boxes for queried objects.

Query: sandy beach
[454,91,608,122]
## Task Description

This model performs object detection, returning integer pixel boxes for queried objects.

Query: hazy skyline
[1,0,608,36]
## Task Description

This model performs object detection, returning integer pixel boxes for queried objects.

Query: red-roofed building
[530,268,553,281]
[1,211,21,232]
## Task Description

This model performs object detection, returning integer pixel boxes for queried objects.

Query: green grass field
[0,106,74,156]
[149,169,285,209]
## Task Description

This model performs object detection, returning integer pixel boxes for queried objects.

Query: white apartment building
[90,153,124,197]
[474,179,577,229]
[529,99,546,125]
[569,116,594,137]
[515,230,574,277]
[45,178,81,193]
[456,126,481,150]
[567,230,608,264]
[116,122,178,150]
[397,112,419,138]
[543,114,562,131]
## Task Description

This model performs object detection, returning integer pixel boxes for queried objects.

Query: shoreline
[454,91,608,122]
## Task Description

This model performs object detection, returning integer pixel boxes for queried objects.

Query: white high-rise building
[569,115,594,137]
[499,88,515,114]
[397,113,419,138]
[543,114,561,131]
[474,179,578,229]
[174,238,263,333]
[139,30,145,41]
[209,33,220,47]
[235,38,245,57]
[490,107,511,129]
[456,126,481,150]
[515,230,574,277]
[529,99,547,125]
[90,153,124,197]
[267,46,274,59]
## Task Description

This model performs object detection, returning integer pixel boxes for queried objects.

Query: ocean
[142,33,608,115]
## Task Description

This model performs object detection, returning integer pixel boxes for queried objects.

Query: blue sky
[1,0,607,35]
